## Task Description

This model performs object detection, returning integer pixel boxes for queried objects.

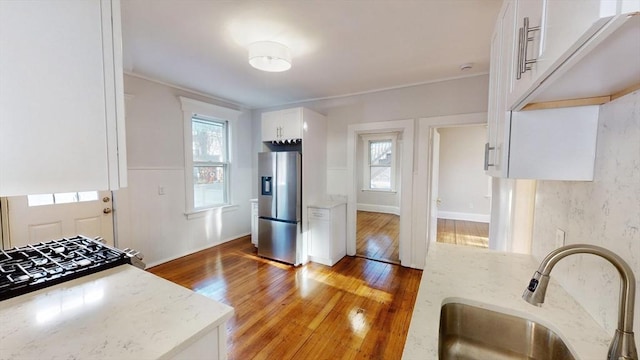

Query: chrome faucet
[522,244,637,360]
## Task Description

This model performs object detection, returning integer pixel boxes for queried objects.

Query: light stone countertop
[0,265,234,360]
[402,243,611,359]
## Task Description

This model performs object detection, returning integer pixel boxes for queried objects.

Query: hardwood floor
[436,218,489,248]
[148,236,423,360]
[356,211,400,264]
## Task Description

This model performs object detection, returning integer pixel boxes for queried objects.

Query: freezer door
[276,151,301,222]
[258,152,277,218]
[258,218,298,265]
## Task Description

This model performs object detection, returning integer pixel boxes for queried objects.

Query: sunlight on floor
[307,270,393,304]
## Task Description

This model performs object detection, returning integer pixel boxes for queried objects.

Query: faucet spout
[522,244,637,360]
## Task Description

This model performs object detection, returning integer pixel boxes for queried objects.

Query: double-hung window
[191,117,228,209]
[362,133,398,192]
[180,97,240,215]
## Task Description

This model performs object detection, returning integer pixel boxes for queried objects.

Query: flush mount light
[248,41,292,72]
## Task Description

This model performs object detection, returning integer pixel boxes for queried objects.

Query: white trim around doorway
[346,120,414,267]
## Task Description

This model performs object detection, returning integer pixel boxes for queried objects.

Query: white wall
[436,125,490,222]
[114,74,254,267]
[530,91,639,335]
[252,75,490,268]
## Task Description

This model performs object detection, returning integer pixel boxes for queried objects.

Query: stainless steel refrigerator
[258,151,301,265]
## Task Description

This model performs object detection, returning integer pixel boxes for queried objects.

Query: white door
[5,190,114,248]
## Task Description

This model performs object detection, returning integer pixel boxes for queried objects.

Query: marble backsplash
[531,90,639,335]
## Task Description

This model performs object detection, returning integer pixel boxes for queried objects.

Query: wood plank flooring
[436,218,489,248]
[148,236,423,360]
[356,211,400,264]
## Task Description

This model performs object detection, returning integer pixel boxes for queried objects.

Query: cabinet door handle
[516,26,525,80]
[517,17,541,79]
[484,142,495,170]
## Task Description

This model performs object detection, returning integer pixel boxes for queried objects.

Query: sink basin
[438,303,575,360]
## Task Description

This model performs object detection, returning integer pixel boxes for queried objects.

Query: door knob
[103,208,112,214]
[103,197,110,203]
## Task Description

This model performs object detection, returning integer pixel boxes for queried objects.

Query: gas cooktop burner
[0,235,142,301]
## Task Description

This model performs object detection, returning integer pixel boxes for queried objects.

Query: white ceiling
[121,0,502,109]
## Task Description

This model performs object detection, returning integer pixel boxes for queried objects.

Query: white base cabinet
[307,203,346,266]
[169,326,226,360]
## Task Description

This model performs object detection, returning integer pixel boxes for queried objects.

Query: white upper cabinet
[486,0,517,177]
[261,108,303,142]
[0,0,126,196]
[507,0,640,109]
[508,106,599,180]
[486,0,615,180]
[507,0,544,106]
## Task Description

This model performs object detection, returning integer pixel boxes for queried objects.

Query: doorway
[3,190,115,248]
[431,125,490,249]
[354,132,401,263]
[346,120,414,267]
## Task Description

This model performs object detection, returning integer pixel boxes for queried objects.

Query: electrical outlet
[158,186,165,195]
[555,229,565,248]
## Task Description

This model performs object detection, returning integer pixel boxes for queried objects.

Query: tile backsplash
[531,90,639,335]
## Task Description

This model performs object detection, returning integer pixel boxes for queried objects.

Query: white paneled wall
[117,75,253,266]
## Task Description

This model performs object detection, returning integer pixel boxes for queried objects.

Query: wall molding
[357,203,400,216]
[438,211,490,223]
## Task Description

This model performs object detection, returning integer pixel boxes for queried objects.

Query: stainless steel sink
[438,303,576,360]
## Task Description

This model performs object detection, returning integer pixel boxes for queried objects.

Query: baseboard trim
[145,232,250,268]
[357,203,400,215]
[438,211,490,223]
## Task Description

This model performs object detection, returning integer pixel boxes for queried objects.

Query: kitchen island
[402,243,611,359]
[0,265,233,360]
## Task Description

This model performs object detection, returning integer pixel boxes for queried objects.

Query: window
[362,133,398,192]
[191,117,228,209]
[369,140,393,190]
[27,191,99,207]
[180,97,241,214]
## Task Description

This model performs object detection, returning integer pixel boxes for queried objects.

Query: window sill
[185,204,239,220]
[360,189,397,194]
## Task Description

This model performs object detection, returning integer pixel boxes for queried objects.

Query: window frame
[361,133,398,192]
[191,116,229,209]
[180,97,241,216]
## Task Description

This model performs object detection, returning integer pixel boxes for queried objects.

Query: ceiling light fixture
[248,41,292,72]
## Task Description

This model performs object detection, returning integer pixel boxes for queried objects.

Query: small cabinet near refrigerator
[307,203,346,266]
[258,151,301,265]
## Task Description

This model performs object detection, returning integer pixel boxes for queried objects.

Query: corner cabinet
[488,106,599,180]
[307,203,346,266]
[0,0,127,196]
